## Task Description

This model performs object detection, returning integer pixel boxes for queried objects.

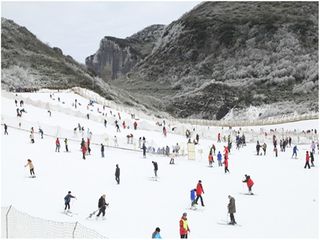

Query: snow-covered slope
[1,90,319,238]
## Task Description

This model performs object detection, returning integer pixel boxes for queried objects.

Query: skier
[81,144,87,160]
[87,138,91,155]
[152,227,162,239]
[217,151,223,166]
[4,123,8,135]
[288,137,292,147]
[55,138,60,152]
[262,143,267,155]
[115,164,120,184]
[218,133,221,142]
[211,144,216,155]
[227,195,237,225]
[96,194,109,219]
[101,143,105,158]
[133,121,137,130]
[104,119,107,128]
[163,126,167,137]
[304,151,311,169]
[64,191,76,212]
[64,138,69,152]
[169,150,175,164]
[24,159,35,177]
[310,151,315,167]
[208,152,214,167]
[190,188,196,208]
[274,146,278,157]
[30,132,35,144]
[196,134,199,144]
[142,143,147,158]
[292,145,298,158]
[152,161,158,177]
[256,141,261,155]
[242,174,254,194]
[194,180,205,207]
[179,212,190,239]
[223,155,230,173]
[39,128,44,138]
[79,137,84,147]
[15,99,17,106]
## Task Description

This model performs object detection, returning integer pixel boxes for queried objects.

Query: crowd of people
[2,92,319,238]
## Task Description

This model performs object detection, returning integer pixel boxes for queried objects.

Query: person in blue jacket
[190,188,196,208]
[64,191,76,212]
[292,145,298,158]
[152,227,161,239]
[217,151,223,166]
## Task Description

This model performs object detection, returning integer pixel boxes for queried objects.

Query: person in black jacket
[256,141,261,155]
[96,194,108,218]
[152,161,158,177]
[115,164,120,184]
[64,191,76,212]
[142,143,147,158]
[101,144,105,158]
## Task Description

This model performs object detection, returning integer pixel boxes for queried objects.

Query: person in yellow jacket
[24,159,35,177]
[179,212,190,238]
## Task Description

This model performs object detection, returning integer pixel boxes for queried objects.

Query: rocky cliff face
[85,24,165,81]
[111,1,318,119]
[1,18,138,106]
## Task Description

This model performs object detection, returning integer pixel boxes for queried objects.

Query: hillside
[108,2,319,119]
[0,18,141,108]
[85,24,165,80]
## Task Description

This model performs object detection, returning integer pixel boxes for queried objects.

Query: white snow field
[1,89,319,238]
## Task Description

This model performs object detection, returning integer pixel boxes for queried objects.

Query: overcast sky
[1,1,200,63]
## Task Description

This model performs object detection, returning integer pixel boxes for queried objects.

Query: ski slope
[1,90,319,238]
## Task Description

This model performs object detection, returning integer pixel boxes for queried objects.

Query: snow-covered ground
[1,90,319,238]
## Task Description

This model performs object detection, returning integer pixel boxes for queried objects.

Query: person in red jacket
[242,174,254,194]
[208,152,214,167]
[179,212,190,238]
[224,146,229,159]
[55,138,60,152]
[304,151,311,169]
[194,180,205,207]
[223,155,229,173]
[81,144,87,160]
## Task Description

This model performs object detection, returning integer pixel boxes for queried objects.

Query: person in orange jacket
[208,152,214,167]
[179,212,190,238]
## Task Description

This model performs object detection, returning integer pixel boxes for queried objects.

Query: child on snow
[190,189,196,208]
[24,159,35,177]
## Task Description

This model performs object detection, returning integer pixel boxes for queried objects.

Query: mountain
[1,17,140,107]
[85,24,165,80]
[92,1,318,120]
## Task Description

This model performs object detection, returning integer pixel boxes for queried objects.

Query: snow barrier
[1,206,107,238]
